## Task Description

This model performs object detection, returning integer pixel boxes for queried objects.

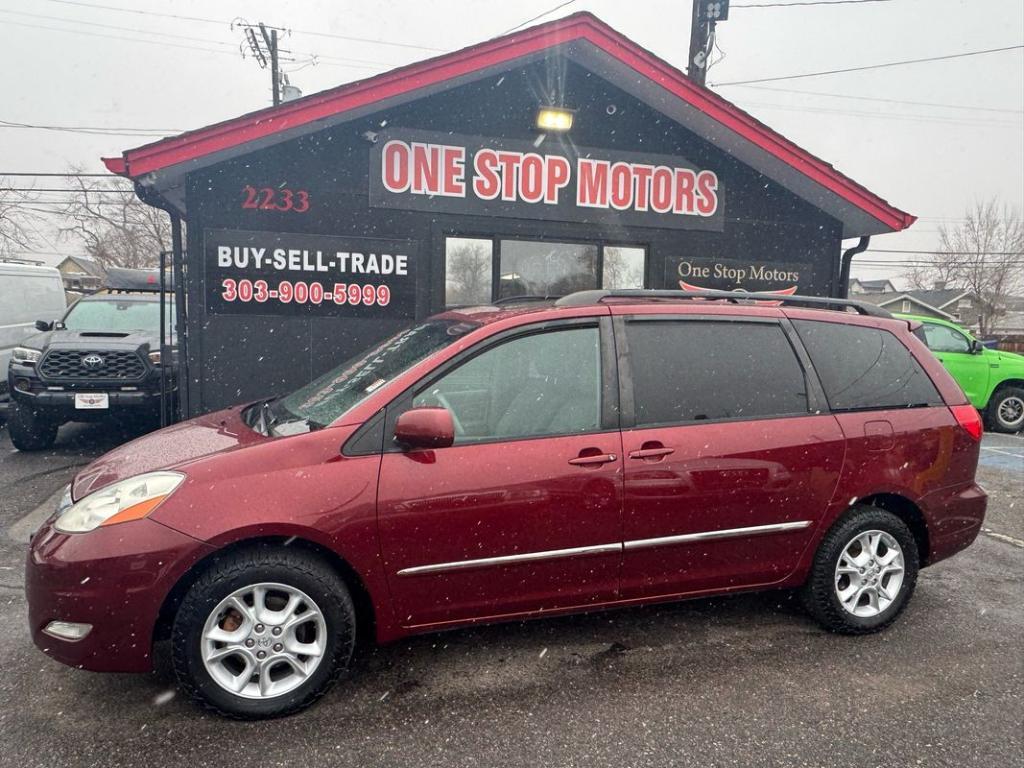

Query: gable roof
[851,278,896,291]
[58,255,107,278]
[898,288,970,309]
[103,11,914,237]
[866,291,958,319]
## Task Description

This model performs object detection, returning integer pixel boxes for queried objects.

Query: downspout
[838,236,870,299]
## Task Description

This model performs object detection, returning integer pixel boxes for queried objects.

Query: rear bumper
[922,482,987,565]
[26,516,212,672]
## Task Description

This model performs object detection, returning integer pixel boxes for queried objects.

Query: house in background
[858,287,979,326]
[55,255,106,296]
[848,277,896,295]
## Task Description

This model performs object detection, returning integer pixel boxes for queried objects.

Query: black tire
[802,506,919,635]
[171,546,356,719]
[7,400,59,451]
[985,386,1024,434]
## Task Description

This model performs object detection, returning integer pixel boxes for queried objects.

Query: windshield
[63,298,174,335]
[268,318,480,431]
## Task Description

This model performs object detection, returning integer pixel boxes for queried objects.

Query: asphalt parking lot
[0,420,1020,768]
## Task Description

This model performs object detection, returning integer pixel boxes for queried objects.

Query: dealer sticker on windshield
[74,393,109,410]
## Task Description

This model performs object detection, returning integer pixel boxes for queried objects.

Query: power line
[0,172,112,177]
[38,0,445,52]
[733,99,1022,127]
[733,0,896,7]
[0,119,180,137]
[503,0,579,34]
[724,84,1024,114]
[710,44,1024,86]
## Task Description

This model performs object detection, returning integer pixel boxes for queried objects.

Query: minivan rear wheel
[7,401,58,451]
[802,506,919,634]
[171,546,356,719]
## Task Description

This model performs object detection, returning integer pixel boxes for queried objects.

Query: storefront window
[445,237,492,306]
[603,246,646,289]
[498,239,598,299]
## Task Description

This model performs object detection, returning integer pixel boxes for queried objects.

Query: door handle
[628,442,675,461]
[568,453,617,466]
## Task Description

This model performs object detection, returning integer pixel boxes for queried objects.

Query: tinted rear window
[625,320,809,425]
[793,320,941,411]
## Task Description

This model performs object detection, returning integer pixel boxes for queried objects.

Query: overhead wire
[710,45,1024,86]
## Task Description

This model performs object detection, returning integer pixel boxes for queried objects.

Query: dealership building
[104,12,915,418]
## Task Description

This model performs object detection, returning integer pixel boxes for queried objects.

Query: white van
[0,261,67,419]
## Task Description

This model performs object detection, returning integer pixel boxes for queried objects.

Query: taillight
[950,404,983,441]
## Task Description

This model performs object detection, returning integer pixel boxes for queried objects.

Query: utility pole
[687,0,729,86]
[260,24,280,107]
[235,20,291,106]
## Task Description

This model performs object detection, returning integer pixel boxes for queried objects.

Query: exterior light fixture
[536,106,574,132]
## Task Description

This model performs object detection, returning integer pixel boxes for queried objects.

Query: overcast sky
[3,0,1022,284]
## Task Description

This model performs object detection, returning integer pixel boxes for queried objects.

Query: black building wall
[182,58,843,416]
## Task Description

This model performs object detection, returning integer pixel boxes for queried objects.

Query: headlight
[148,350,161,364]
[54,472,185,534]
[12,347,41,364]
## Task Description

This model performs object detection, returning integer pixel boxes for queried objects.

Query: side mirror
[394,407,455,450]
[34,320,53,332]
[969,339,984,355]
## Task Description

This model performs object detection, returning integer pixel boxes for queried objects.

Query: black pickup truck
[6,268,176,451]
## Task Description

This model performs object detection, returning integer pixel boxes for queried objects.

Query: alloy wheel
[998,395,1024,428]
[200,582,327,699]
[834,530,905,618]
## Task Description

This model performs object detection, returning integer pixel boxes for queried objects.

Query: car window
[63,299,173,334]
[413,326,601,442]
[625,320,809,426]
[922,322,972,353]
[793,320,942,411]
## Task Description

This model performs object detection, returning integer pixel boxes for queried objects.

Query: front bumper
[9,360,176,413]
[26,513,212,672]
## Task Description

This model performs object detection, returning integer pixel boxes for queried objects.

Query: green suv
[898,313,1024,433]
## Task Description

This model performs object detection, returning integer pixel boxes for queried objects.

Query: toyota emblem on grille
[81,354,104,370]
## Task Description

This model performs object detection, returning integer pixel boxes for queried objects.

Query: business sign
[204,228,417,318]
[665,256,814,293]
[369,129,724,231]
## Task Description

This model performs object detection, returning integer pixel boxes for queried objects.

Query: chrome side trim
[396,542,621,577]
[622,520,812,551]
[396,521,813,576]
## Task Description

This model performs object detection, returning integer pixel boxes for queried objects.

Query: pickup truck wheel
[172,546,356,719]
[802,506,919,635]
[986,386,1024,433]
[7,401,58,451]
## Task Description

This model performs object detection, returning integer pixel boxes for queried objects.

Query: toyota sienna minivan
[26,290,986,719]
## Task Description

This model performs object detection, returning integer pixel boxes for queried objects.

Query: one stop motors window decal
[204,229,417,318]
[369,129,724,232]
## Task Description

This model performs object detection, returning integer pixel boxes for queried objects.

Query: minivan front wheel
[803,507,919,634]
[171,547,356,719]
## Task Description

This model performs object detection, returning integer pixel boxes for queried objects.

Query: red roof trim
[110,12,913,232]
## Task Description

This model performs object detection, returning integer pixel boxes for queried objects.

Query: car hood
[32,328,163,351]
[71,405,264,499]
[990,348,1024,368]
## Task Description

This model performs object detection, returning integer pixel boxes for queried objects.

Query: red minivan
[25,290,986,718]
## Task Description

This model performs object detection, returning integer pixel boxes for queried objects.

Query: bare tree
[905,199,1024,337]
[446,242,491,304]
[58,168,170,270]
[0,179,39,258]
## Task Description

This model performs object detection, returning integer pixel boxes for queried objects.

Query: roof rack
[492,295,559,305]
[105,266,174,292]
[555,289,892,318]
